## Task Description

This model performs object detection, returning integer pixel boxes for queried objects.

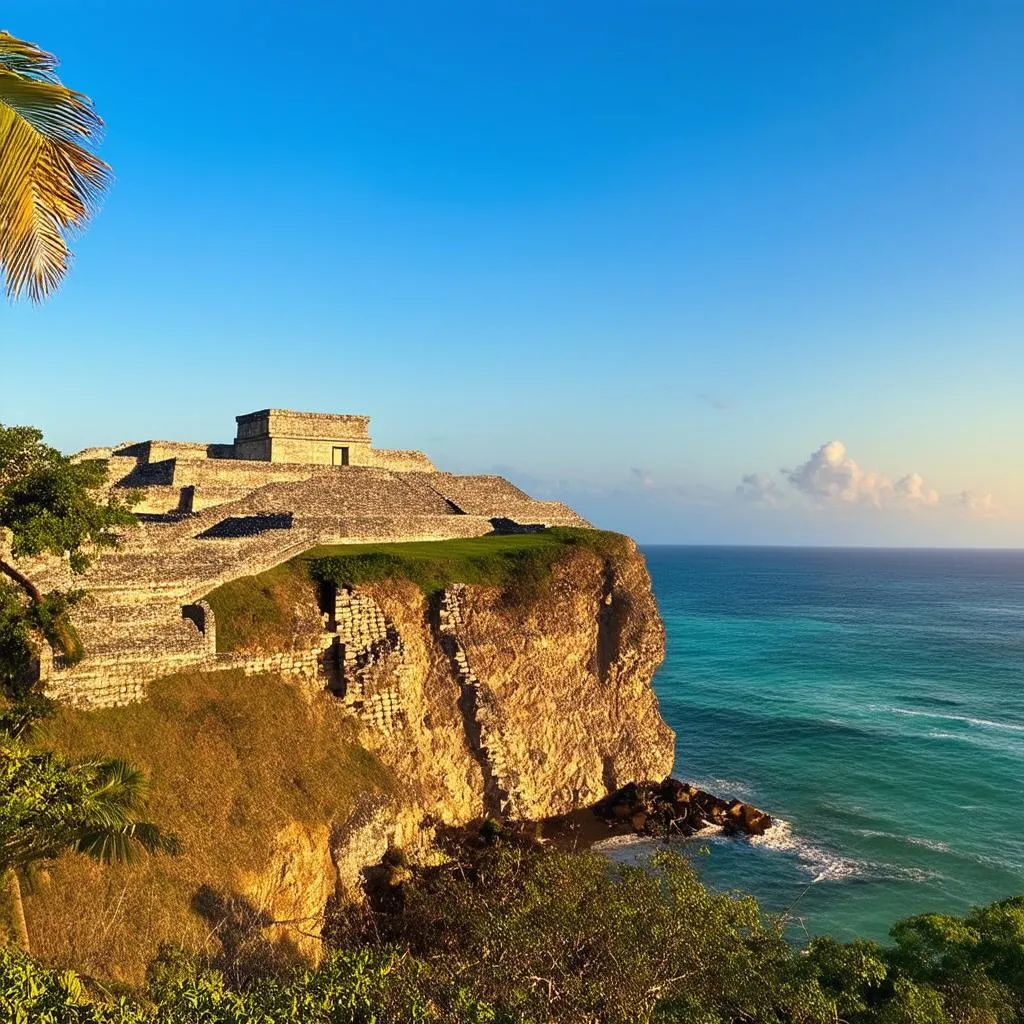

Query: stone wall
[326,588,411,734]
[267,436,373,465]
[416,473,590,527]
[42,584,410,712]
[70,447,115,463]
[113,441,215,463]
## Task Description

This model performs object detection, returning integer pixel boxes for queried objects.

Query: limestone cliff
[351,539,673,826]
[23,537,674,983]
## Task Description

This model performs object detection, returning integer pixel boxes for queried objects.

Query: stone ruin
[22,409,588,709]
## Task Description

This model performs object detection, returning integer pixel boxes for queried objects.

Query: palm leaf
[0,32,61,81]
[73,758,150,825]
[73,821,180,864]
[0,31,109,301]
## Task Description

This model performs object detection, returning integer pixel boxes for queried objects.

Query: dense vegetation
[206,528,629,653]
[1,423,171,959]
[1,842,1021,1023]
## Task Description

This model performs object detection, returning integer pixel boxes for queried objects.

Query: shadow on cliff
[595,560,633,685]
[190,884,309,986]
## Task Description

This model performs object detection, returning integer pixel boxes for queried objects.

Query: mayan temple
[29,409,587,706]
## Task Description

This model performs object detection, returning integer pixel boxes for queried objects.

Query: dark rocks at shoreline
[593,778,772,839]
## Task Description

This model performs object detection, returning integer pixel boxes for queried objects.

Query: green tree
[0,728,177,954]
[884,903,1024,1024]
[0,30,110,301]
[0,422,137,676]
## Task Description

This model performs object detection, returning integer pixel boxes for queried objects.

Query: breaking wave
[750,819,939,884]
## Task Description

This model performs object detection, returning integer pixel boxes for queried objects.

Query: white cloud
[783,440,941,509]
[957,490,998,515]
[893,473,940,507]
[630,467,656,488]
[735,472,782,507]
[737,439,994,516]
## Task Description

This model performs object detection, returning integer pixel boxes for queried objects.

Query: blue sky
[1,1,1021,544]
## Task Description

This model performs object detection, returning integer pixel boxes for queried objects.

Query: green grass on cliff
[206,527,629,654]
[306,527,626,595]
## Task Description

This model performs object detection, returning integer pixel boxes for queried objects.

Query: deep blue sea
[637,546,1024,943]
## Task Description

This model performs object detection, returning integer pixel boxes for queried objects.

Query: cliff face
[355,539,672,826]
[329,538,673,897]
[24,538,673,982]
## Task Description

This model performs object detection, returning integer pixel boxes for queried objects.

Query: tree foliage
[0,422,136,679]
[353,846,832,1024]
[0,841,1022,1023]
[0,740,178,877]
[0,424,135,571]
[0,30,110,302]
[0,707,178,953]
[0,423,160,953]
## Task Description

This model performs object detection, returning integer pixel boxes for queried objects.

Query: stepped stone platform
[23,409,588,707]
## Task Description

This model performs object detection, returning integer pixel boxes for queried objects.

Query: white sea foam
[879,705,1024,734]
[598,818,940,885]
[591,833,653,853]
[853,828,954,854]
[594,824,726,860]
[905,835,954,853]
[751,819,939,884]
[750,819,860,881]
[692,777,753,799]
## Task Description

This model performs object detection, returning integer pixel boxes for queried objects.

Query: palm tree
[0,743,178,952]
[0,30,110,301]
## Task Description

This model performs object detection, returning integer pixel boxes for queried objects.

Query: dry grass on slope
[23,669,395,988]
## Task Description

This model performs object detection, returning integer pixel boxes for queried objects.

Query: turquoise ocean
[637,546,1024,942]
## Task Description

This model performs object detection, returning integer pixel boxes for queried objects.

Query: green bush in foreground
[0,946,501,1023]
[2,844,1021,1023]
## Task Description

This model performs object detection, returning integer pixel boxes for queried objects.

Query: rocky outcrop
[197,539,674,966]
[239,822,336,961]
[232,539,674,957]
[594,778,773,839]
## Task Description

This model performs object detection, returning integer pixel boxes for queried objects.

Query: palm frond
[75,758,150,824]
[0,31,109,301]
[0,31,60,82]
[73,821,180,864]
[73,826,141,865]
